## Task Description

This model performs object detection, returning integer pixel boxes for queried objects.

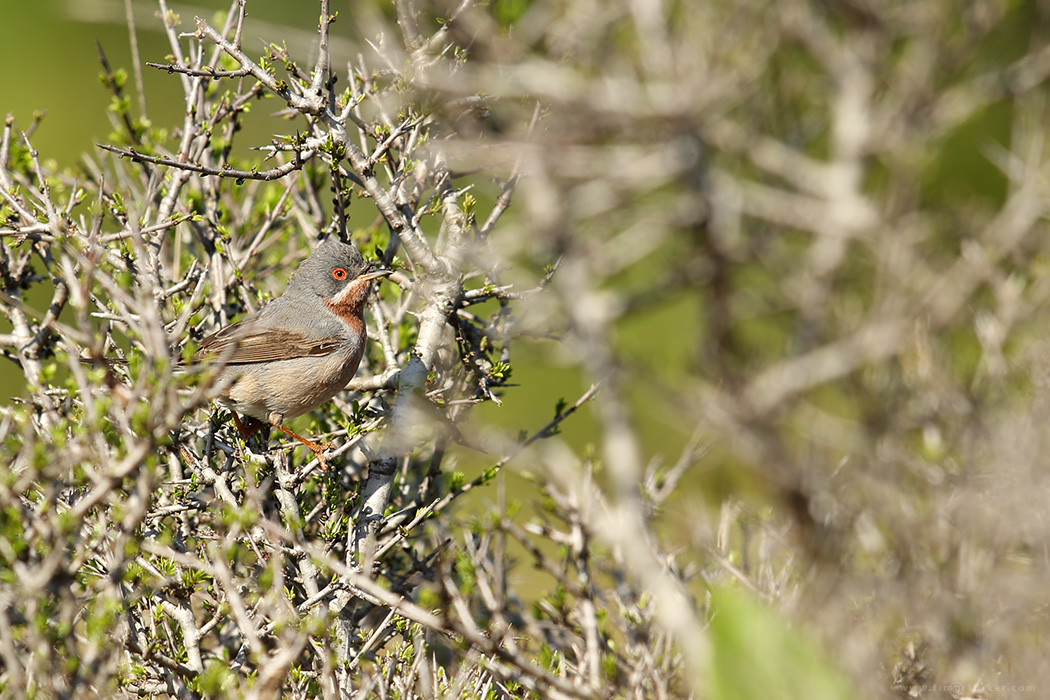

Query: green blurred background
[0,0,356,158]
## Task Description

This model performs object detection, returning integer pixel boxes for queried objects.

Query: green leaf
[192,660,234,696]
[708,586,859,700]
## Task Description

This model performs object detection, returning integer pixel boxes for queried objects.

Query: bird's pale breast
[218,341,364,422]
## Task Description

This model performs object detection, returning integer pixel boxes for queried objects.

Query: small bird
[196,236,390,465]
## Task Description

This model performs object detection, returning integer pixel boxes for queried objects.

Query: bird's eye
[332,267,348,281]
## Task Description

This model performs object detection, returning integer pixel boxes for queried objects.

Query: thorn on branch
[95,144,315,182]
[145,62,253,80]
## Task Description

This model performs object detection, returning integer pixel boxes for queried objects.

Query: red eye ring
[332,267,348,281]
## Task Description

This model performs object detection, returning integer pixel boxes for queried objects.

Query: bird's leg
[232,412,264,438]
[268,412,334,468]
[229,413,270,466]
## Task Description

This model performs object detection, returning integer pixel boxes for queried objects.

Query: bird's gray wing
[195,300,341,365]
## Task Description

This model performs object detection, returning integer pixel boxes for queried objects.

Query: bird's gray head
[285,236,370,300]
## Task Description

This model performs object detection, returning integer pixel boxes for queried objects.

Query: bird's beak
[357,267,393,282]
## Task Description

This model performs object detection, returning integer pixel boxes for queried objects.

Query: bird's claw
[311,441,335,470]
